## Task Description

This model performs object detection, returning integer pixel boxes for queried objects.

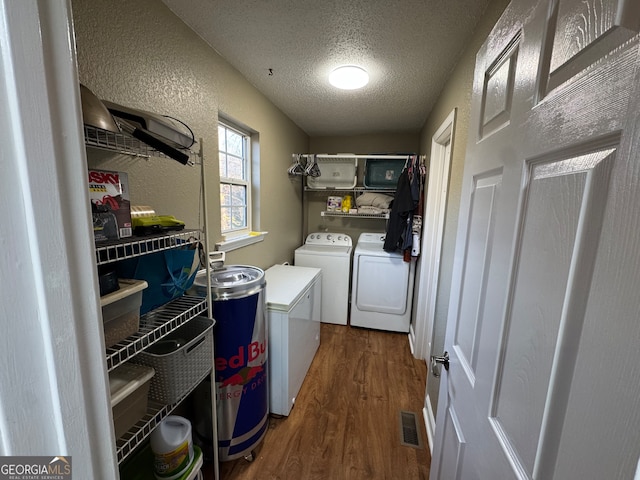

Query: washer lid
[193,265,265,299]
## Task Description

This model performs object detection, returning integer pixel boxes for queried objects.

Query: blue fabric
[117,248,197,314]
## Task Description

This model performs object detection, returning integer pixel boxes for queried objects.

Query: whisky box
[88,169,132,241]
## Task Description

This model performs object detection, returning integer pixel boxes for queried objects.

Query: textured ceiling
[161,0,492,136]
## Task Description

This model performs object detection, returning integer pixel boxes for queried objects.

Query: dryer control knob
[337,236,343,241]
[327,234,333,241]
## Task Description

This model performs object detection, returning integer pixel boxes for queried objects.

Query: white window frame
[219,120,251,240]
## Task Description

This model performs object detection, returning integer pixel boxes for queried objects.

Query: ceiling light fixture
[329,65,369,90]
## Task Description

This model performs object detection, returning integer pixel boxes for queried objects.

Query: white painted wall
[0,1,116,476]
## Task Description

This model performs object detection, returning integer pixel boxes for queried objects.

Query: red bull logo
[215,340,266,372]
[220,365,263,387]
[216,340,267,400]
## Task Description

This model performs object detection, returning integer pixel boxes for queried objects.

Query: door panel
[431,0,640,478]
[542,0,639,95]
[481,37,519,138]
[454,172,502,383]
[491,147,616,476]
[437,399,466,480]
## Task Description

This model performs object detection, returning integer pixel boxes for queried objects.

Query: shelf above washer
[321,211,389,219]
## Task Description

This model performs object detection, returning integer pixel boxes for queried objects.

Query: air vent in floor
[399,410,423,448]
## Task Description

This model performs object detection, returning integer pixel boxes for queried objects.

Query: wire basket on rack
[132,316,214,405]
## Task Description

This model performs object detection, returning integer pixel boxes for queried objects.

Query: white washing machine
[350,232,416,333]
[294,232,352,325]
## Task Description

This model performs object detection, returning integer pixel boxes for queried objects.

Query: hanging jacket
[402,166,422,251]
[384,169,415,252]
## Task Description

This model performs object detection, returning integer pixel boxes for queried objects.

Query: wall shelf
[95,229,202,266]
[84,124,199,165]
[321,211,390,219]
[304,186,394,193]
[306,186,395,221]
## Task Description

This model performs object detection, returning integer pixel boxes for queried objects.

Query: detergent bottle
[150,416,194,480]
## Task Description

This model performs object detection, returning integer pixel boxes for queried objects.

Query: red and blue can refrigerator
[191,265,268,461]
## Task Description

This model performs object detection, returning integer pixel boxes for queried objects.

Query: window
[219,121,251,237]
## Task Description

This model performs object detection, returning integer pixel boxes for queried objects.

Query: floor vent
[399,410,423,448]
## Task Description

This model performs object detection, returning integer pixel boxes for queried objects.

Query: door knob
[430,351,449,377]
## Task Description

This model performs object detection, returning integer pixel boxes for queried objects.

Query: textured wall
[418,0,510,417]
[309,133,420,155]
[72,0,308,269]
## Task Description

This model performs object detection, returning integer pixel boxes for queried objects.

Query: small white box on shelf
[326,196,342,211]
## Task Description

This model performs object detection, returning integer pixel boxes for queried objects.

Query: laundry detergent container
[190,265,268,461]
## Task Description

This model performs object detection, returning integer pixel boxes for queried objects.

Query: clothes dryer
[350,233,416,332]
[294,232,352,325]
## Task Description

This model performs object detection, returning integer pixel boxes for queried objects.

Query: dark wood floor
[203,323,430,480]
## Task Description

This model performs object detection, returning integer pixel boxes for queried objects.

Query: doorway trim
[414,108,456,361]
[0,1,117,476]
[413,109,456,451]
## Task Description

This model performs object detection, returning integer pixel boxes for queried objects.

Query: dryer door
[353,253,411,314]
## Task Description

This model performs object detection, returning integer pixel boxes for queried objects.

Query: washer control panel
[305,232,353,246]
[357,232,387,245]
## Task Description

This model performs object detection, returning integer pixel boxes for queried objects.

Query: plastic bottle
[342,194,352,213]
[150,416,194,480]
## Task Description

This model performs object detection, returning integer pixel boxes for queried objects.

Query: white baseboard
[408,331,416,356]
[423,394,436,455]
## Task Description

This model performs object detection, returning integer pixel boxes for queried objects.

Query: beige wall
[418,0,510,416]
[72,0,309,270]
[73,0,509,418]
[309,133,420,155]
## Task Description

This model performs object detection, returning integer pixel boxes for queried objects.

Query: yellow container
[342,195,352,213]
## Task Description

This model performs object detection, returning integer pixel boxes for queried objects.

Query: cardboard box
[88,169,132,241]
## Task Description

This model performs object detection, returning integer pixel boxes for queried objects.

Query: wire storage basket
[132,316,214,405]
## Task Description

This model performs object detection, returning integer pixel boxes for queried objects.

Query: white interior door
[431,0,640,479]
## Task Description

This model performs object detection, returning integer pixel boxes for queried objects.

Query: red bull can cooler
[191,265,268,461]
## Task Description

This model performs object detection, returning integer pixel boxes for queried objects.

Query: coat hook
[268,68,274,76]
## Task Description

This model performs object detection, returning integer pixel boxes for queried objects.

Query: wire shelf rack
[321,211,390,219]
[105,295,208,372]
[95,229,201,266]
[86,126,215,471]
[115,368,211,464]
[84,124,198,165]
